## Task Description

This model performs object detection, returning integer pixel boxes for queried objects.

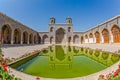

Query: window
[68,27,71,32]
[50,27,53,32]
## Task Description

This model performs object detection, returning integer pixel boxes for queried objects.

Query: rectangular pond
[10,45,120,78]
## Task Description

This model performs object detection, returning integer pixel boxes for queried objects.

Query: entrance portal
[55,28,65,44]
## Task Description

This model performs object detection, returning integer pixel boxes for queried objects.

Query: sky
[0,0,120,32]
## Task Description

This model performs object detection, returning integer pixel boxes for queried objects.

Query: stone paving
[2,44,50,58]
[2,44,120,80]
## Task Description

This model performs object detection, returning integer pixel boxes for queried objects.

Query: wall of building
[0,13,39,45]
[0,12,120,45]
[83,15,120,44]
[49,24,73,44]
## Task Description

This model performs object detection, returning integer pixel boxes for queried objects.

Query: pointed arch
[111,24,120,43]
[55,28,65,44]
[42,35,48,44]
[102,28,109,43]
[34,35,37,44]
[89,33,93,38]
[85,35,88,39]
[29,33,33,44]
[73,35,79,44]
[50,36,53,44]
[85,34,88,43]
[13,28,21,44]
[81,36,84,44]
[1,24,12,44]
[89,33,94,43]
[68,27,71,32]
[38,35,41,44]
[95,31,100,43]
[23,31,28,44]
[50,27,53,32]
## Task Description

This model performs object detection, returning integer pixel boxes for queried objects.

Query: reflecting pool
[12,46,120,78]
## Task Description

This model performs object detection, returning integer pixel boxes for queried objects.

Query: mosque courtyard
[0,12,120,80]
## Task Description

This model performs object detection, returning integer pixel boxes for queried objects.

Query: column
[11,30,14,44]
[100,34,104,43]
[32,36,34,44]
[94,37,96,43]
[110,32,113,44]
[27,34,29,44]
[21,32,23,44]
[36,36,38,44]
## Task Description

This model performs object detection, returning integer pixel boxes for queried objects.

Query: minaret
[66,17,72,24]
[50,17,55,24]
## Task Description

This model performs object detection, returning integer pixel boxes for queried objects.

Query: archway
[29,33,33,44]
[73,35,79,44]
[102,29,109,43]
[68,37,71,44]
[111,25,120,43]
[55,28,65,44]
[50,27,53,32]
[38,36,41,44]
[95,31,100,43]
[85,35,88,43]
[42,35,48,44]
[68,27,71,32]
[34,35,37,44]
[13,29,21,44]
[81,36,84,44]
[1,25,12,44]
[89,33,94,43]
[50,36,53,44]
[23,31,28,44]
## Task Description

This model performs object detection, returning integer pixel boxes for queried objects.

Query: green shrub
[102,52,109,60]
[94,50,100,57]
[111,54,120,63]
[73,47,79,54]
[80,47,83,52]
[85,49,88,53]
[68,46,71,52]
[89,49,93,55]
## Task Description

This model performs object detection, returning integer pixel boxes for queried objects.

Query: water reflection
[15,45,115,78]
[48,46,73,70]
[46,45,120,68]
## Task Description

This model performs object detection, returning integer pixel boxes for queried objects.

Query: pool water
[14,46,119,78]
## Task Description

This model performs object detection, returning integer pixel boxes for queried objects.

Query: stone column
[100,33,104,43]
[110,32,113,44]
[94,37,96,43]
[36,36,38,44]
[93,35,96,43]
[11,30,14,44]
[32,36,34,44]
[21,32,23,44]
[27,34,29,44]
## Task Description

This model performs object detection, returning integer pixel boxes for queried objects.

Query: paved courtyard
[2,44,50,58]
